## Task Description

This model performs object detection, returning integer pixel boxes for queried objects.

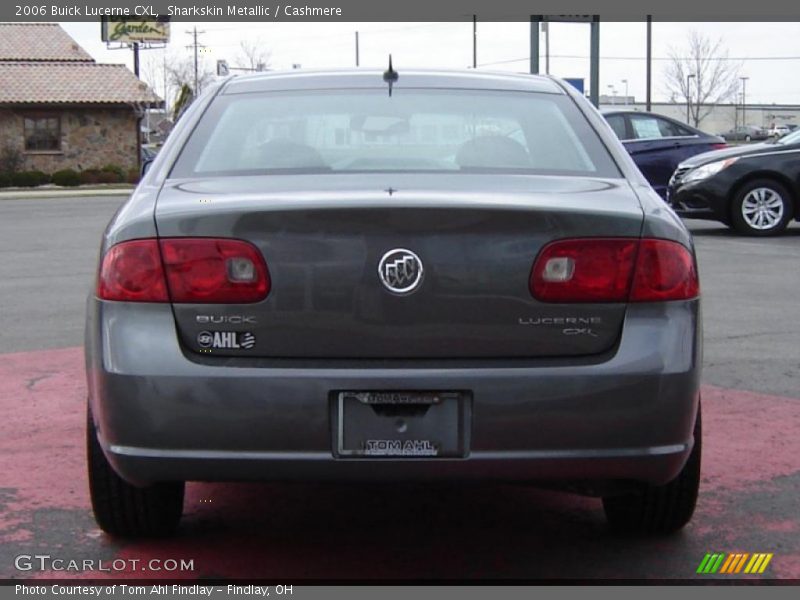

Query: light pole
[740,76,749,127]
[622,79,628,105]
[473,15,477,69]
[735,92,742,130]
[686,73,695,124]
[541,21,550,74]
[646,15,652,111]
[607,85,617,105]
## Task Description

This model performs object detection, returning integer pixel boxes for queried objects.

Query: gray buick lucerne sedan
[85,68,702,537]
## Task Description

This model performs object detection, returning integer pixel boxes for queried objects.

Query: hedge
[101,164,125,183]
[51,169,81,187]
[0,166,135,188]
[79,169,103,185]
[10,170,49,187]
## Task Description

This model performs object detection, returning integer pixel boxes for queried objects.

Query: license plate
[334,391,470,458]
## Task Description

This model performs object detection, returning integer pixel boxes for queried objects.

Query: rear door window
[629,115,694,140]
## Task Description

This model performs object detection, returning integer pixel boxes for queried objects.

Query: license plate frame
[334,391,471,458]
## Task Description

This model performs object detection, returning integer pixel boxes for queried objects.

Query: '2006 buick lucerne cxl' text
[85,68,702,537]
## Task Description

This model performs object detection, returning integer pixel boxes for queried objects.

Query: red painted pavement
[1,346,799,580]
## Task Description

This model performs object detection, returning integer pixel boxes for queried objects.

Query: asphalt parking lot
[1,194,799,580]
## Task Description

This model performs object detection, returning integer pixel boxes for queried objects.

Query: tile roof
[0,24,162,106]
[0,23,94,62]
[0,62,162,106]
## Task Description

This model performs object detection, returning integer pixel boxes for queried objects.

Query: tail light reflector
[97,239,168,302]
[629,239,699,302]
[531,238,698,303]
[97,238,270,303]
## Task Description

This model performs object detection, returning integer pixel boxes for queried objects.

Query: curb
[0,187,134,200]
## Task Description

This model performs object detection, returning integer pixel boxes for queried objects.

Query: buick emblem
[378,248,424,295]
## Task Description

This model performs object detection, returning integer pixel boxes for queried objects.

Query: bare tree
[663,31,742,127]
[139,52,168,105]
[235,38,272,72]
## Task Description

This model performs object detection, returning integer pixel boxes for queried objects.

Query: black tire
[603,402,701,535]
[730,179,793,236]
[87,405,184,537]
[744,134,751,142]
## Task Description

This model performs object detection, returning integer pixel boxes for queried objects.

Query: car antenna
[383,54,398,97]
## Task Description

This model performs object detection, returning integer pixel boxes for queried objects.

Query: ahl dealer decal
[197,331,256,350]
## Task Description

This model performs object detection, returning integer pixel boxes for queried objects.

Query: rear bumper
[85,299,702,488]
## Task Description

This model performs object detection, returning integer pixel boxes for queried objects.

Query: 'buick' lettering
[196,315,257,324]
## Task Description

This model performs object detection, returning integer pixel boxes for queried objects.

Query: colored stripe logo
[697,553,773,574]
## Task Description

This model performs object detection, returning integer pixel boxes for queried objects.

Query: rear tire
[87,405,184,537]
[602,402,701,535]
[730,179,792,236]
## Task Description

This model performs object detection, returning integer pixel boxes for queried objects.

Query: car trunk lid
[155,173,643,358]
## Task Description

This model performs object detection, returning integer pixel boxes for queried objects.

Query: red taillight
[530,238,698,303]
[711,143,728,150]
[531,239,638,303]
[97,238,270,303]
[629,239,699,302]
[160,238,269,303]
[97,239,168,302]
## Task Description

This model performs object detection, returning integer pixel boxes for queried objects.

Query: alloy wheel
[741,187,785,230]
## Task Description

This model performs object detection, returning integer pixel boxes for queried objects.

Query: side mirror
[141,158,154,178]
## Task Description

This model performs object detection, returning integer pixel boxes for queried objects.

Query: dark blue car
[604,110,726,199]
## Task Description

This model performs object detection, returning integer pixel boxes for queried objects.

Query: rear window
[171,88,620,178]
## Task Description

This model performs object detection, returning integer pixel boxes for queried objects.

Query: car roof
[221,68,565,95]
[601,109,667,117]
[600,109,691,125]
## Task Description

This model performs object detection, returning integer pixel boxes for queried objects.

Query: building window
[24,115,61,151]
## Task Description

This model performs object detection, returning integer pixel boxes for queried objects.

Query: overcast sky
[61,21,800,106]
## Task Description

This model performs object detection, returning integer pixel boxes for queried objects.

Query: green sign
[101,18,170,44]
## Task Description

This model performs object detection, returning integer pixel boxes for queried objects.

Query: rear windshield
[170,88,620,178]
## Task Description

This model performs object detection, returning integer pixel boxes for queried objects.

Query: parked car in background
[668,128,800,235]
[603,110,726,198]
[768,124,791,138]
[86,70,702,538]
[719,125,769,142]
[140,145,158,163]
